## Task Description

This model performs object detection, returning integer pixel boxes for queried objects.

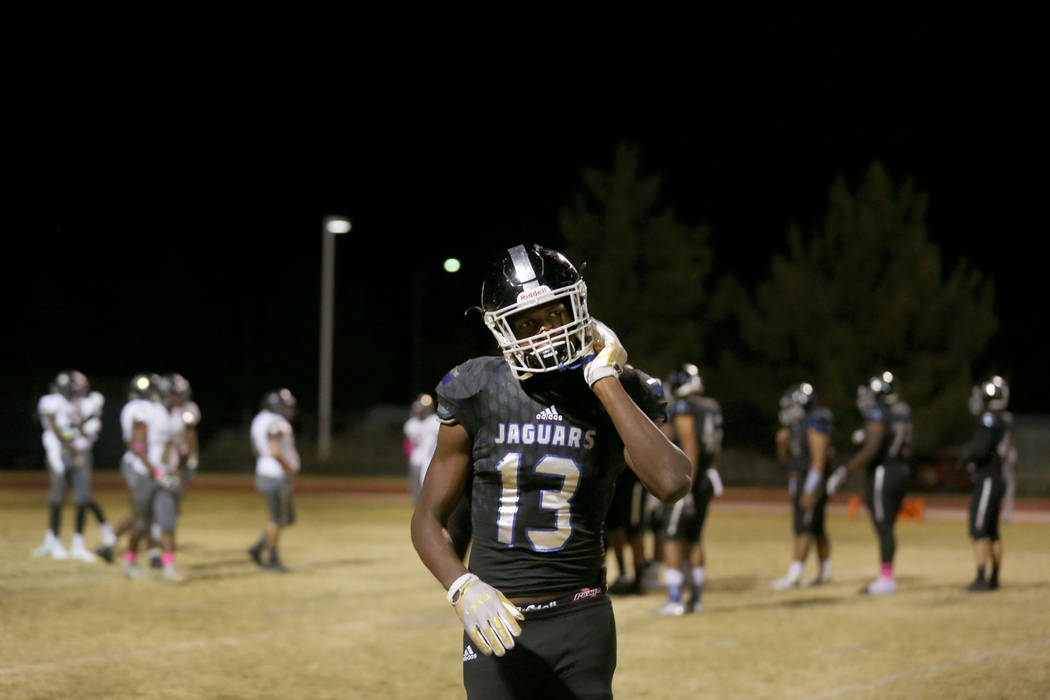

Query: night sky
[6,25,1043,463]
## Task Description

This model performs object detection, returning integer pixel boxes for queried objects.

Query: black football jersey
[961,411,1013,475]
[859,401,913,468]
[785,407,834,472]
[435,357,666,597]
[667,395,723,494]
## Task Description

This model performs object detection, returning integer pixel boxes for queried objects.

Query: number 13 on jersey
[496,452,582,552]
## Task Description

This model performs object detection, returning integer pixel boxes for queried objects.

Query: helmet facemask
[484,279,593,380]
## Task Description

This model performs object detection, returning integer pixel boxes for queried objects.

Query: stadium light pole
[319,215,352,461]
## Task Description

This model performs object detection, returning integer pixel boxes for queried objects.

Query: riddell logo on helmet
[517,286,552,304]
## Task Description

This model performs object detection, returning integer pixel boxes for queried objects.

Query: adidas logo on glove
[536,405,563,421]
[462,645,478,662]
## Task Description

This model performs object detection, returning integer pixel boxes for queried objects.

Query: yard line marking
[800,637,1050,699]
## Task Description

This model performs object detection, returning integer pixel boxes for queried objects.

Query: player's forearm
[592,378,691,502]
[411,508,469,589]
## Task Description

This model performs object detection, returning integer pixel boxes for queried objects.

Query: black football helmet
[857,371,898,414]
[262,388,297,420]
[667,363,704,398]
[52,370,89,399]
[779,382,816,426]
[481,243,592,379]
[969,375,1009,415]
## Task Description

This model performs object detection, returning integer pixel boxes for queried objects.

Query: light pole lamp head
[324,216,352,234]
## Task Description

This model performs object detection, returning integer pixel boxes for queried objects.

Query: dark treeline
[559,143,997,460]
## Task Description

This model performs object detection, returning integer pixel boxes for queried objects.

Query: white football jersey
[251,410,300,478]
[404,413,440,473]
[38,393,73,434]
[120,399,173,475]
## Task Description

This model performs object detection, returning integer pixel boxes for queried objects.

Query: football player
[958,376,1013,591]
[604,458,655,596]
[411,243,691,699]
[33,370,116,561]
[655,363,724,615]
[405,393,440,503]
[770,383,835,590]
[826,371,913,595]
[112,373,184,581]
[248,388,301,572]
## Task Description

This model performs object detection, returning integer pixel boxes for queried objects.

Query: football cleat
[49,542,69,560]
[123,561,147,579]
[806,571,832,587]
[248,543,265,568]
[656,601,686,617]
[860,576,897,595]
[966,578,991,592]
[95,545,114,564]
[32,541,54,558]
[162,564,185,582]
[265,559,289,573]
[70,544,98,563]
[770,574,800,591]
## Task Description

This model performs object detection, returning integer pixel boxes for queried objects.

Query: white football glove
[706,468,724,497]
[583,320,627,387]
[825,466,848,496]
[447,573,523,657]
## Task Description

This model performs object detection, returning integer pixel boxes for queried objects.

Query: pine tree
[559,142,713,378]
[716,161,996,455]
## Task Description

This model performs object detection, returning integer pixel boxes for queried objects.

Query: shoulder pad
[436,356,506,423]
[437,357,503,401]
[808,407,834,434]
[862,406,885,423]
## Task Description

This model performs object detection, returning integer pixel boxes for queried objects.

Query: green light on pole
[443,258,461,273]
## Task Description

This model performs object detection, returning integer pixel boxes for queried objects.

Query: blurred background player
[958,376,1013,591]
[248,388,300,572]
[827,371,913,595]
[605,453,656,596]
[145,373,201,569]
[656,363,724,615]
[114,373,181,580]
[145,373,188,582]
[33,370,116,561]
[404,393,440,503]
[771,383,835,590]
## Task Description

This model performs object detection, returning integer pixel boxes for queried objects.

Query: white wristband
[803,469,822,494]
[446,573,478,604]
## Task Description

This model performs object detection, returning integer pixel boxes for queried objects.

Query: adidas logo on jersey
[462,645,478,662]
[536,405,563,421]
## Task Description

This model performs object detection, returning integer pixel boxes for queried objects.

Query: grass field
[1,475,1048,699]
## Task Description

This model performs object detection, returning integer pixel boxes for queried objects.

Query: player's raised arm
[584,321,691,503]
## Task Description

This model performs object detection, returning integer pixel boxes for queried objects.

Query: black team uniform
[436,357,666,698]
